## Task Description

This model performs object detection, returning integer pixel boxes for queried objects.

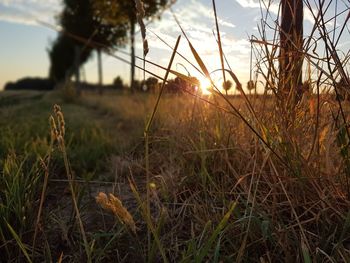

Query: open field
[1,88,350,262]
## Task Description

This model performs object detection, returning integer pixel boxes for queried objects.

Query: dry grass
[133,92,350,262]
[1,89,350,262]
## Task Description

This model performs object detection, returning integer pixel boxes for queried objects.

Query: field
[1,87,350,262]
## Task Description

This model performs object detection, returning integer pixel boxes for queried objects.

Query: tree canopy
[49,0,127,82]
[110,0,170,89]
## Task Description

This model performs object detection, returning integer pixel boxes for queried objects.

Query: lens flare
[199,77,212,95]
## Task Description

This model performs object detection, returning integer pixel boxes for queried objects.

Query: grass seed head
[53,104,61,114]
[50,104,66,150]
[54,104,65,137]
[57,112,65,137]
[135,0,148,56]
[49,115,58,140]
[96,192,136,234]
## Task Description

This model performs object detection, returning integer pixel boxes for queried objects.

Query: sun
[199,77,213,95]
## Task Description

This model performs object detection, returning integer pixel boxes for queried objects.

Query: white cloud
[147,0,239,52]
[0,0,60,26]
[234,0,279,17]
[0,10,36,25]
[234,0,260,9]
[233,0,319,24]
[138,0,248,79]
[219,20,236,28]
[223,38,251,55]
[171,0,235,30]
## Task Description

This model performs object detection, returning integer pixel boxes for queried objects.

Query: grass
[1,0,350,262]
[1,88,350,262]
[0,89,146,261]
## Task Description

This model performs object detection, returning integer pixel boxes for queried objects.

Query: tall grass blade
[301,237,312,263]
[129,179,168,263]
[144,35,180,258]
[212,0,227,93]
[188,41,211,79]
[6,221,33,263]
[196,202,237,263]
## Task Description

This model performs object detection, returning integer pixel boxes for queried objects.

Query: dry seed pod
[53,104,61,114]
[95,192,109,210]
[56,111,65,137]
[57,135,65,151]
[96,192,136,233]
[135,0,148,56]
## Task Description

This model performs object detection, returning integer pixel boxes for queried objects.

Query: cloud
[147,0,239,52]
[234,0,280,18]
[234,0,260,9]
[233,0,319,24]
[0,0,60,26]
[218,20,236,28]
[135,0,249,79]
[0,8,37,25]
[171,0,235,30]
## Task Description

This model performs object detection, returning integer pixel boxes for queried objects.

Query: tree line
[48,0,169,90]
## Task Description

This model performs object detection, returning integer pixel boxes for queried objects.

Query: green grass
[0,89,147,261]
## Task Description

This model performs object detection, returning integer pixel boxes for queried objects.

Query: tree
[145,76,159,92]
[49,34,83,82]
[92,1,128,87]
[279,0,304,103]
[49,0,127,83]
[113,76,124,89]
[110,0,169,90]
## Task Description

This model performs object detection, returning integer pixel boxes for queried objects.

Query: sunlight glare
[199,77,212,95]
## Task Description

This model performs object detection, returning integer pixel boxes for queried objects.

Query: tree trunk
[73,45,81,83]
[279,0,304,103]
[97,48,103,95]
[130,21,136,92]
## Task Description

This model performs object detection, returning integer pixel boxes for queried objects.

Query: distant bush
[4,77,54,91]
[165,77,198,94]
[113,76,125,90]
[131,80,143,91]
[145,77,159,92]
[134,77,159,92]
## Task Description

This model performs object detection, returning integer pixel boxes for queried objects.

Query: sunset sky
[0,0,349,90]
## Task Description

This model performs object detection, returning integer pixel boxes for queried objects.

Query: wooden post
[74,45,81,83]
[97,48,103,95]
[279,0,304,103]
[130,22,136,92]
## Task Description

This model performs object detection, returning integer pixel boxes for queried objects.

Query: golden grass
[2,89,350,262]
[96,192,136,234]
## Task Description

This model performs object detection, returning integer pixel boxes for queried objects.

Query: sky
[0,0,349,91]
